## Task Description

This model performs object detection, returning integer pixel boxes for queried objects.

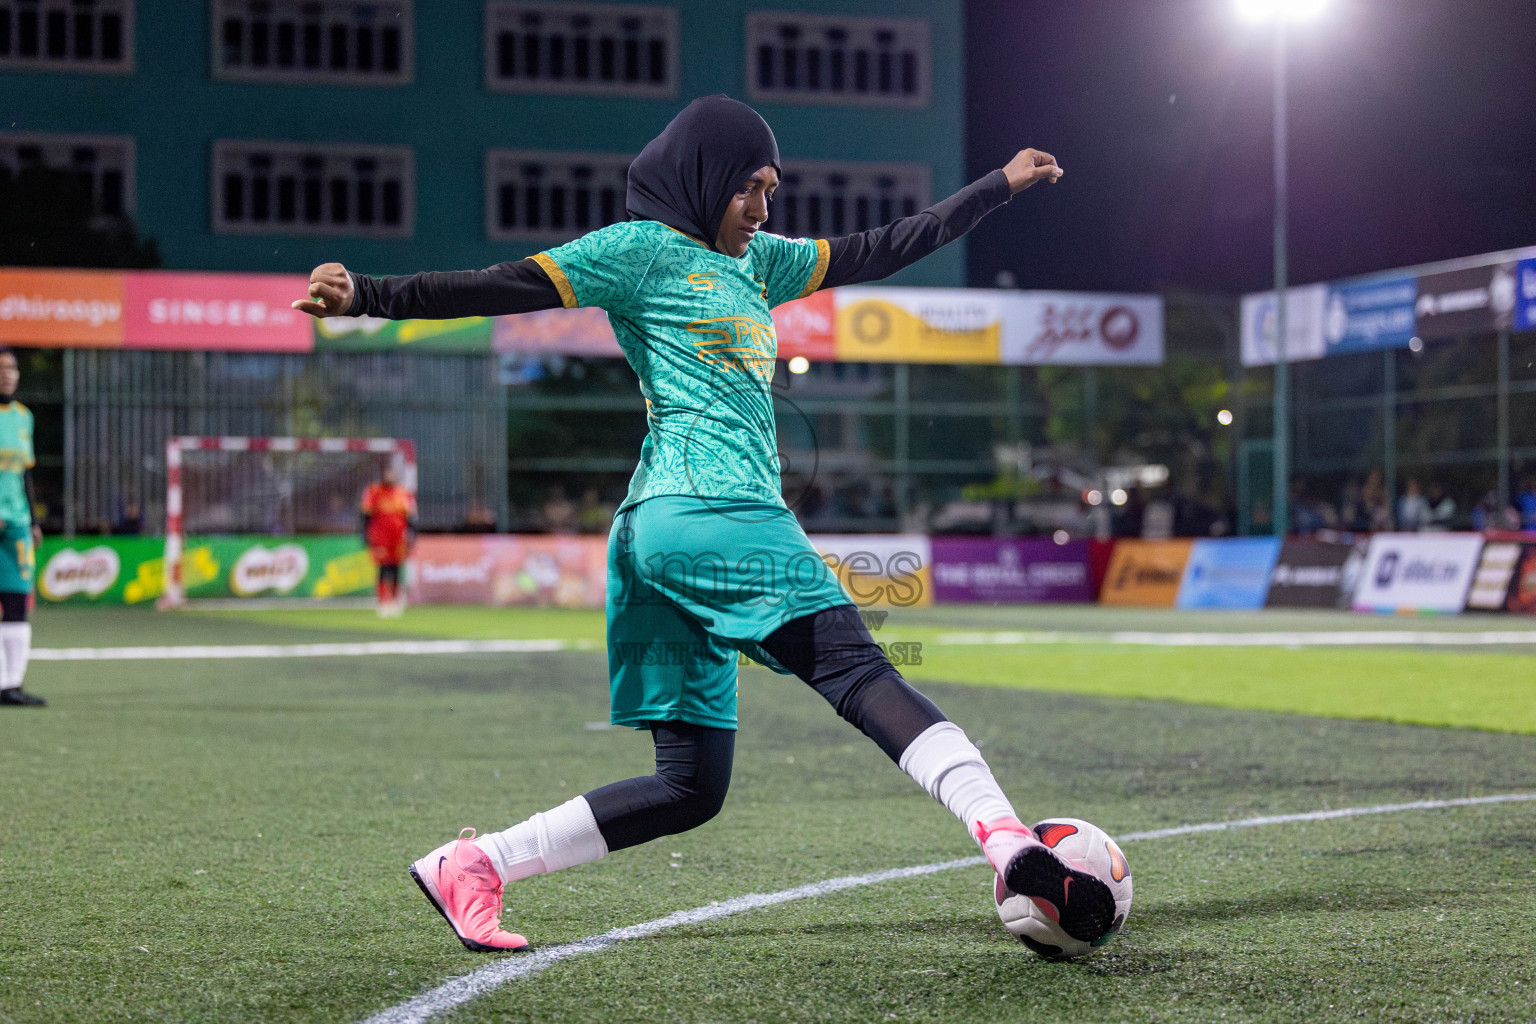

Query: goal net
[161,436,417,608]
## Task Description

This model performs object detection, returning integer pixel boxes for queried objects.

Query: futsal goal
[160,436,417,608]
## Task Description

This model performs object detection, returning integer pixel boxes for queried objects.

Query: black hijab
[626,95,780,252]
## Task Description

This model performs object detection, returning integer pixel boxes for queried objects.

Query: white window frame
[211,140,414,239]
[483,1,678,99]
[773,160,931,239]
[484,148,632,243]
[745,11,930,109]
[0,0,135,73]
[0,131,136,218]
[209,0,414,86]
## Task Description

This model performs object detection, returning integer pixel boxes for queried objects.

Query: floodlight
[1085,489,1104,506]
[787,356,810,374]
[1235,0,1327,20]
[1110,488,1129,506]
[1052,530,1071,545]
[1217,409,1234,426]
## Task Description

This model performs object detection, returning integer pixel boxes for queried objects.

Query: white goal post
[161,436,418,609]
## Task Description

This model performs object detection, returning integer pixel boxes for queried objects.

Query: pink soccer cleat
[408,828,530,952]
[974,816,1116,945]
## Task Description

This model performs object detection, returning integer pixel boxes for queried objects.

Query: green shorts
[0,521,34,593]
[606,495,852,730]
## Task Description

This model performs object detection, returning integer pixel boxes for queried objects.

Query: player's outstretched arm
[816,148,1061,290]
[291,259,564,321]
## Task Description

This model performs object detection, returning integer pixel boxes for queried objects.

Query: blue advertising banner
[1324,277,1417,354]
[1176,538,1283,610]
[1517,258,1536,333]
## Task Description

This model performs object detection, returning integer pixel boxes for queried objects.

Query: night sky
[964,0,1536,295]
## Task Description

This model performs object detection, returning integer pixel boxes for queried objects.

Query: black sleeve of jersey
[345,258,565,319]
[819,169,1014,289]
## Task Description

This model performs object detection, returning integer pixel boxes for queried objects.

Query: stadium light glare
[1052,529,1071,545]
[1408,336,1424,353]
[1110,488,1129,506]
[1236,0,1327,21]
[787,356,810,374]
[1085,489,1104,506]
[1217,409,1235,426]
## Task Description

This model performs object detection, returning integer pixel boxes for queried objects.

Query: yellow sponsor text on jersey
[686,316,776,380]
[687,272,720,292]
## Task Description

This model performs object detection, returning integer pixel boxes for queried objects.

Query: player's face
[0,354,18,398]
[715,166,778,258]
[382,467,397,486]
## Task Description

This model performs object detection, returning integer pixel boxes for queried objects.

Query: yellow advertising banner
[1100,539,1194,607]
[834,288,1003,364]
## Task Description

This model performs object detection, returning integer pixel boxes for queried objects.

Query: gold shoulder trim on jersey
[798,238,831,299]
[531,253,578,309]
[661,224,710,249]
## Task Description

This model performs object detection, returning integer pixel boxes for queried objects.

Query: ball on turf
[993,817,1133,959]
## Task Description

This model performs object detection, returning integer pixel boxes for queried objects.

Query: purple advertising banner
[931,537,1094,603]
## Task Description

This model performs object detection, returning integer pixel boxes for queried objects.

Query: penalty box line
[357,791,1536,1024]
[935,630,1536,648]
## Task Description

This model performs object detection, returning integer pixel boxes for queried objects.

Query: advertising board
[1000,292,1164,366]
[1350,533,1484,613]
[1240,283,1327,367]
[1508,545,1536,614]
[37,535,372,604]
[0,268,125,347]
[316,315,494,352]
[1324,277,1417,355]
[1518,257,1536,334]
[929,537,1093,604]
[1413,263,1517,341]
[1466,542,1523,611]
[834,288,1003,364]
[409,534,607,607]
[1099,539,1194,607]
[1264,540,1364,609]
[809,534,932,608]
[1175,538,1281,610]
[123,272,313,352]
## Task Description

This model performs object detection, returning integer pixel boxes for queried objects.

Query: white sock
[898,721,1016,835]
[0,622,27,689]
[474,795,609,884]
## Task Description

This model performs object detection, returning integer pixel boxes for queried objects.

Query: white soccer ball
[993,817,1133,959]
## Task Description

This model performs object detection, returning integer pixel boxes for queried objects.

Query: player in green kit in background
[295,96,1122,955]
[0,348,43,707]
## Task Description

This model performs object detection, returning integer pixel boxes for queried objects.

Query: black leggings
[583,604,944,852]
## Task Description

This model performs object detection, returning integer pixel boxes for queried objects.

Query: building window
[484,150,930,245]
[484,2,677,98]
[745,12,929,108]
[774,161,931,238]
[213,141,413,238]
[485,149,631,242]
[0,0,134,72]
[0,133,135,217]
[212,0,413,85]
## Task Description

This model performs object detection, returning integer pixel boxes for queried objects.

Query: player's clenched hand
[1002,149,1063,194]
[291,263,354,317]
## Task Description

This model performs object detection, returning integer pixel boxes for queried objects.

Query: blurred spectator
[576,487,614,533]
[542,487,576,534]
[1518,476,1536,530]
[461,500,498,533]
[1290,481,1338,534]
[1424,483,1456,531]
[1471,491,1521,531]
[1361,470,1394,530]
[1339,478,1371,532]
[112,500,144,535]
[1397,478,1430,531]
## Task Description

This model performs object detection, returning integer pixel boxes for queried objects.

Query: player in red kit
[360,465,416,617]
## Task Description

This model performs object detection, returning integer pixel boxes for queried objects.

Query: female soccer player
[0,347,43,708]
[294,96,1117,952]
[359,464,416,617]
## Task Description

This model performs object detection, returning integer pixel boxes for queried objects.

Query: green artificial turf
[2,605,1535,1023]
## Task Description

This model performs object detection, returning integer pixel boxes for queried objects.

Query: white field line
[935,629,1536,648]
[358,791,1536,1024]
[31,639,571,661]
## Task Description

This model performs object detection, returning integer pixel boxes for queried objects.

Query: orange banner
[1099,539,1194,607]
[0,268,125,347]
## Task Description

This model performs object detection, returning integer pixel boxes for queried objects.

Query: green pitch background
[1,605,1533,1023]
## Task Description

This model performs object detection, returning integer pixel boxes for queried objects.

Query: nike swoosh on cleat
[1062,876,1072,903]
